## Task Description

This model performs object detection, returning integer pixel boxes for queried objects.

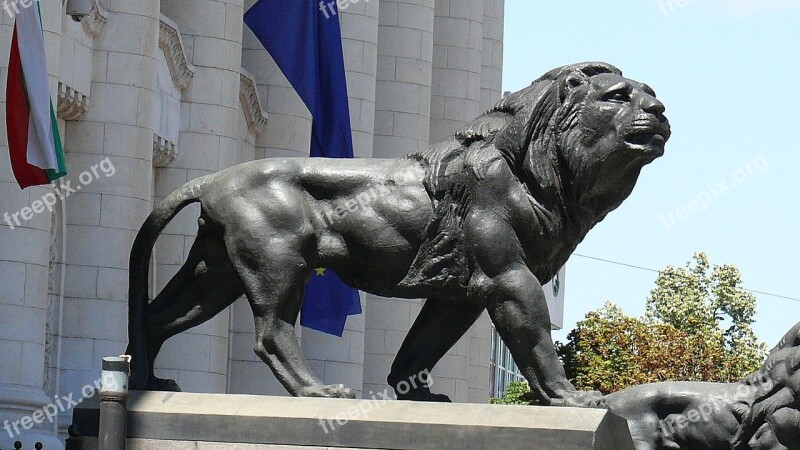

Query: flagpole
[53,180,67,437]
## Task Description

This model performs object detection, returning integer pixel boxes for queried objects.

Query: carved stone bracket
[159,16,195,91]
[153,134,178,167]
[81,0,108,38]
[57,82,90,121]
[240,69,268,136]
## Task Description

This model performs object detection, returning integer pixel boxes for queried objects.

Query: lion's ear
[559,73,586,102]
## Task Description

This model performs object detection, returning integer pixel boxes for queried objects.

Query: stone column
[373,0,434,155]
[152,0,244,393]
[480,0,504,111]
[0,2,65,448]
[55,0,160,431]
[362,0,435,399]
[429,0,483,143]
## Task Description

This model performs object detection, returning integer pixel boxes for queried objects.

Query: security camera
[65,0,91,22]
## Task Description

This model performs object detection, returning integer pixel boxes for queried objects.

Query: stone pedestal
[72,391,635,450]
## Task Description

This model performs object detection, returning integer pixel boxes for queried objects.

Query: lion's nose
[641,96,665,116]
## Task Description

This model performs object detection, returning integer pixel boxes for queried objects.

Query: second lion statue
[126,61,670,406]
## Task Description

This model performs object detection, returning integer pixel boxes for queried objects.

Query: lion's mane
[410,62,622,209]
[397,62,622,289]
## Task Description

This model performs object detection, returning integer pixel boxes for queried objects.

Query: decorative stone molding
[57,82,90,121]
[153,134,178,167]
[240,69,268,136]
[81,0,108,38]
[159,16,195,91]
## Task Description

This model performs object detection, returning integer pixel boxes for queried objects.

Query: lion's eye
[604,90,630,103]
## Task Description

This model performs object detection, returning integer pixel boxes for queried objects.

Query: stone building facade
[0,0,565,447]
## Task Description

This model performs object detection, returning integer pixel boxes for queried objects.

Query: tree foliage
[490,381,537,405]
[493,253,767,401]
[644,252,765,379]
[561,252,766,394]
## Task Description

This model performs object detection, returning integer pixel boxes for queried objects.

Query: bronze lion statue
[126,62,670,406]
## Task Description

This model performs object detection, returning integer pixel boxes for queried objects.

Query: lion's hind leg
[225,225,355,399]
[137,229,244,391]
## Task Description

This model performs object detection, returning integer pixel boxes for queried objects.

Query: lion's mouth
[625,130,665,146]
[624,120,669,153]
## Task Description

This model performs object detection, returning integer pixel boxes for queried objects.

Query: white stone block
[103,123,152,160]
[61,337,93,370]
[156,333,212,372]
[0,305,46,344]
[0,227,49,265]
[209,336,229,375]
[379,2,399,26]
[96,14,145,57]
[162,0,227,38]
[62,297,127,340]
[362,353,393,387]
[0,340,22,384]
[65,121,105,156]
[154,168,189,198]
[23,263,49,310]
[65,225,132,270]
[397,3,435,33]
[379,28,422,59]
[64,265,98,299]
[100,195,152,230]
[193,37,240,71]
[0,261,27,305]
[395,58,432,84]
[107,53,156,89]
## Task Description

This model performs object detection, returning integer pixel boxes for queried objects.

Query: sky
[501,0,800,346]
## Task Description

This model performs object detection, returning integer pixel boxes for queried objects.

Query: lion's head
[457,62,670,219]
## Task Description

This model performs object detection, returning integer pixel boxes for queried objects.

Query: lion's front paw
[396,388,452,402]
[548,390,606,409]
[300,384,356,399]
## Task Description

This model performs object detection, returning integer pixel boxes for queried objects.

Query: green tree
[490,381,537,405]
[645,252,765,380]
[493,253,767,401]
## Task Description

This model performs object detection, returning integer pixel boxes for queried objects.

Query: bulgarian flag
[6,2,66,189]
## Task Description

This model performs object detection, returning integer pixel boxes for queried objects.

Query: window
[489,325,525,398]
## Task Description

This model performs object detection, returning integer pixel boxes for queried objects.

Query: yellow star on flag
[314,268,327,276]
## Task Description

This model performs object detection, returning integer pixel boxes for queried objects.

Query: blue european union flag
[245,0,362,336]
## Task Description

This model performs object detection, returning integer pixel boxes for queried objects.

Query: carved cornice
[158,16,194,91]
[153,134,178,167]
[81,0,108,38]
[239,70,268,136]
[57,82,90,121]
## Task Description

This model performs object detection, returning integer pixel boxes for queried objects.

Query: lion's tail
[127,175,211,389]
